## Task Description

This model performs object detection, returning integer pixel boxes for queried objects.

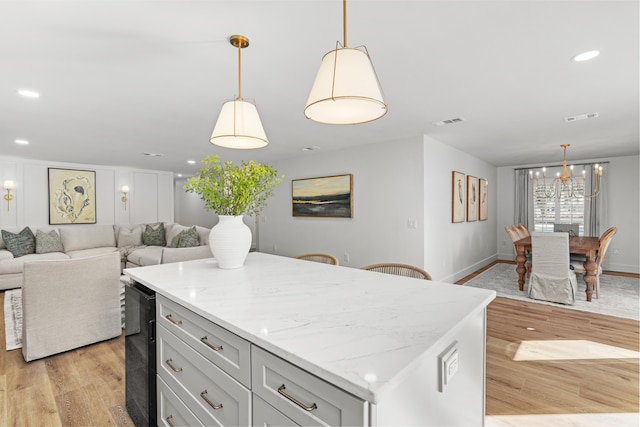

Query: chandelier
[529,144,603,199]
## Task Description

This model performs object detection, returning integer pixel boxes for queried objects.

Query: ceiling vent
[433,117,465,126]
[564,112,599,123]
[143,152,164,157]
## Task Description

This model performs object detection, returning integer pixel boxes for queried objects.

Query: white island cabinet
[125,253,495,426]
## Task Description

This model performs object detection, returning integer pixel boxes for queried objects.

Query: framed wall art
[479,178,488,221]
[292,174,352,218]
[48,168,96,224]
[451,171,465,223]
[466,175,479,222]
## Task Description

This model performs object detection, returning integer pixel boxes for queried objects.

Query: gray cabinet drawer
[157,294,251,387]
[157,376,203,427]
[157,325,251,426]
[253,395,299,427]
[251,346,367,426]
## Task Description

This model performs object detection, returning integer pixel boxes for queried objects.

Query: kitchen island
[126,252,495,426]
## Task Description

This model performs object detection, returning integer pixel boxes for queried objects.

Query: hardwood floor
[1,264,638,426]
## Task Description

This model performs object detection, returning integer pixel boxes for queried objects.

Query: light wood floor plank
[1,267,638,425]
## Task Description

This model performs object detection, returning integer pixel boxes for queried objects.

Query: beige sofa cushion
[66,247,118,259]
[59,225,116,252]
[162,246,211,264]
[0,273,23,291]
[127,245,163,266]
[0,252,70,275]
[0,249,14,261]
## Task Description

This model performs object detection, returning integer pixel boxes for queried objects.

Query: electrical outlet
[273,244,278,252]
[613,248,620,254]
[344,252,350,262]
[438,341,459,392]
[407,219,417,229]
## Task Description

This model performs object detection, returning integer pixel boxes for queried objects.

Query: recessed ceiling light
[572,50,600,62]
[15,139,29,145]
[17,89,40,98]
[176,174,183,177]
[187,160,196,164]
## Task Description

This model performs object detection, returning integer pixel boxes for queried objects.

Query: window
[532,168,585,234]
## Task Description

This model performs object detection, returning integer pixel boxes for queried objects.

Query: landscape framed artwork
[479,178,488,221]
[466,175,479,222]
[292,174,352,218]
[48,168,97,224]
[451,171,465,223]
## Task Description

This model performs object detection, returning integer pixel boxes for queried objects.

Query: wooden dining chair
[570,226,617,299]
[294,253,339,265]
[528,232,577,305]
[361,263,432,280]
[515,224,530,238]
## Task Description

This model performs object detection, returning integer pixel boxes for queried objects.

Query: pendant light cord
[343,0,347,47]
[237,40,242,101]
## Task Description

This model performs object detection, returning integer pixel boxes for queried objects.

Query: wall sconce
[121,185,129,210]
[4,180,14,211]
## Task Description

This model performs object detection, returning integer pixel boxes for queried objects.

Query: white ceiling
[1,0,638,176]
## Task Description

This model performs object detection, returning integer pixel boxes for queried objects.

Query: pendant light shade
[305,46,387,124]
[210,35,268,149]
[304,0,387,125]
[210,100,268,149]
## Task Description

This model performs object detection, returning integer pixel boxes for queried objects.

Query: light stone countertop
[125,252,495,403]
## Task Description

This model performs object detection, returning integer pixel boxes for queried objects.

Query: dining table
[514,235,600,302]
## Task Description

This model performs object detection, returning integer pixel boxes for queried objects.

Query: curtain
[584,163,606,237]
[514,169,533,229]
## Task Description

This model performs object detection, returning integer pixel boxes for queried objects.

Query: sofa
[0,222,212,291]
[21,252,122,361]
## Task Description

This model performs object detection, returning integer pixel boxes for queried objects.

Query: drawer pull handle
[165,358,183,372]
[166,415,175,427]
[278,384,318,412]
[165,314,182,326]
[201,336,223,351]
[200,390,223,410]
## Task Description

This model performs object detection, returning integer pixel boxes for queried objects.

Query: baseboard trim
[441,254,498,284]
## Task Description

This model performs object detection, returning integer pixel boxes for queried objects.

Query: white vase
[209,215,252,269]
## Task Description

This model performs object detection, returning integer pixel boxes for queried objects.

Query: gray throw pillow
[142,223,166,246]
[170,226,200,248]
[35,229,64,254]
[1,227,36,257]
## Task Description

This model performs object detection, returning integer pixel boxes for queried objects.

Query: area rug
[4,276,128,351]
[4,289,22,350]
[464,263,639,321]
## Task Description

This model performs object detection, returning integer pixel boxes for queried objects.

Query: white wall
[0,157,174,229]
[423,136,498,282]
[259,138,425,269]
[496,155,640,273]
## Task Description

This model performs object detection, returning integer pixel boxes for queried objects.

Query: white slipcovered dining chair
[528,232,577,305]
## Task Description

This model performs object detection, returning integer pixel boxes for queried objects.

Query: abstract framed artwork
[479,178,488,221]
[451,171,465,223]
[466,175,479,222]
[48,168,96,224]
[292,174,352,218]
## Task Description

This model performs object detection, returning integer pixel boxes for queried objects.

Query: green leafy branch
[184,155,283,216]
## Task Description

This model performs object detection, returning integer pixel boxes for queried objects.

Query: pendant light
[304,0,387,125]
[210,35,268,149]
